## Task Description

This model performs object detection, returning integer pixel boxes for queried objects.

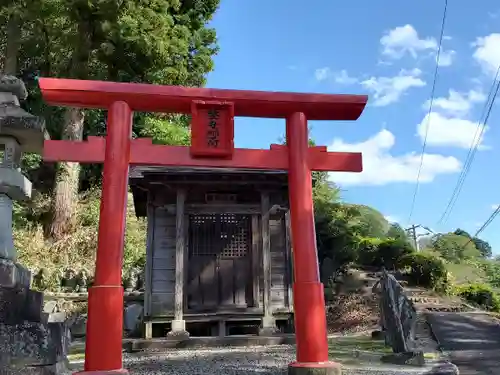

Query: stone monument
[372,269,424,365]
[0,75,70,374]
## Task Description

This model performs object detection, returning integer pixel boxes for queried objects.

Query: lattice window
[189,213,250,258]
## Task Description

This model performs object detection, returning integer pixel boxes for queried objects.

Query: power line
[437,66,500,225]
[408,0,448,223]
[476,206,500,237]
[461,205,500,249]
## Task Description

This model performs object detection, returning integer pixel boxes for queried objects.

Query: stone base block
[74,370,129,375]
[259,315,278,335]
[380,351,425,367]
[426,361,459,375]
[288,361,341,375]
[0,321,70,367]
[48,312,67,323]
[4,360,71,374]
[0,259,31,288]
[170,319,186,331]
[370,330,385,340]
[166,320,189,341]
[0,167,32,200]
[0,286,43,323]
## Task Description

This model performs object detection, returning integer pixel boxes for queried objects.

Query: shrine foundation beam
[38,78,367,121]
[286,112,340,375]
[80,101,132,374]
[42,138,363,173]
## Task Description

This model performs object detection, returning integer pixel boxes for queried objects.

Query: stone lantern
[0,75,47,263]
[0,75,69,374]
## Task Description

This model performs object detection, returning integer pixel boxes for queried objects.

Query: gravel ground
[68,312,447,374]
[69,345,453,375]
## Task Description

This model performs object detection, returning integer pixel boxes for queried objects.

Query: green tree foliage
[455,283,500,312]
[343,204,390,239]
[356,237,413,270]
[472,237,492,259]
[387,223,410,243]
[451,228,491,258]
[399,252,449,292]
[2,0,220,239]
[431,233,481,263]
[453,228,471,238]
[477,259,500,287]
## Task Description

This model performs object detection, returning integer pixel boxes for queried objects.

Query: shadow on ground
[427,312,500,375]
[69,339,446,375]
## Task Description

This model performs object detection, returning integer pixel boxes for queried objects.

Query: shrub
[455,283,500,312]
[399,252,448,291]
[357,237,414,270]
[377,238,414,270]
[356,237,383,268]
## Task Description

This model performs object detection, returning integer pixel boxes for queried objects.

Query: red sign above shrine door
[190,100,235,158]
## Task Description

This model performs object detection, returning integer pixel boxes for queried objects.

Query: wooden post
[260,191,276,334]
[167,188,189,339]
[284,211,294,310]
[251,214,260,308]
[143,201,155,339]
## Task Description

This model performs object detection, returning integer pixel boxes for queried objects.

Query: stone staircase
[405,287,474,313]
[340,269,475,313]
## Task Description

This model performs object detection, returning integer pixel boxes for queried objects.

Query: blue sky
[206,0,500,253]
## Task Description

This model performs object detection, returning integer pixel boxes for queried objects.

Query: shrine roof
[129,165,288,179]
[129,166,290,217]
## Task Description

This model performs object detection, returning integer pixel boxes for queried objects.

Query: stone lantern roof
[0,75,49,153]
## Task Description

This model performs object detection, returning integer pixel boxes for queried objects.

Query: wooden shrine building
[130,166,294,338]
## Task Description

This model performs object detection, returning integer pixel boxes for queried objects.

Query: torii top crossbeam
[39,78,367,120]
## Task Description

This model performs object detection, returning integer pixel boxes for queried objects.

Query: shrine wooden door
[187,213,251,311]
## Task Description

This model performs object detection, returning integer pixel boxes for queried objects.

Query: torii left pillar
[84,101,132,374]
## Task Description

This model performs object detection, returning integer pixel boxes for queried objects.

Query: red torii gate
[38,78,367,375]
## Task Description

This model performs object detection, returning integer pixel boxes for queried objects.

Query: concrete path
[426,312,500,375]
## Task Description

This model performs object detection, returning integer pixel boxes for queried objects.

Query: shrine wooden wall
[143,189,293,320]
[144,206,177,317]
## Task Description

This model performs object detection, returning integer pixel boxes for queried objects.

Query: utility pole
[406,224,419,251]
[405,224,434,251]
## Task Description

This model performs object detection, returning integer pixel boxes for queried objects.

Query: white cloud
[438,49,456,67]
[361,68,426,106]
[314,68,358,85]
[491,204,500,210]
[473,33,500,75]
[416,112,486,149]
[380,24,437,59]
[384,215,400,223]
[422,89,486,117]
[333,69,358,85]
[314,67,331,81]
[328,129,461,186]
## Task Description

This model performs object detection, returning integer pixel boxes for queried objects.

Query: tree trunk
[48,17,91,241]
[3,13,20,75]
[49,108,85,240]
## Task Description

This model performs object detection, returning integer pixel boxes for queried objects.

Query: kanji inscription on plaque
[190,100,234,158]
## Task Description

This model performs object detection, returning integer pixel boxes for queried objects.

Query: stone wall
[43,290,145,339]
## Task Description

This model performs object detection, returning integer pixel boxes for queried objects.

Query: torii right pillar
[287,112,340,375]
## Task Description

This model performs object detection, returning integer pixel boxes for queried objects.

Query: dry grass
[326,294,379,334]
[13,190,146,290]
